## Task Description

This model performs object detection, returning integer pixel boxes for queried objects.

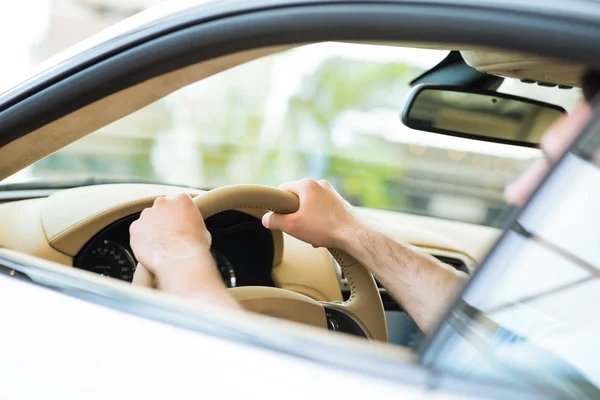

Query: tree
[269,57,424,208]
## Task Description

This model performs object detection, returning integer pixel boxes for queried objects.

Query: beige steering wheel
[132,185,387,342]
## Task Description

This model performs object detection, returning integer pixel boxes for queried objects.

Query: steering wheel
[132,185,387,342]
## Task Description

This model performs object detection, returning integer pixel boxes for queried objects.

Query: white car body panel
[0,274,475,399]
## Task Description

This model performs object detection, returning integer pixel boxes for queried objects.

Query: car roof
[1,0,600,108]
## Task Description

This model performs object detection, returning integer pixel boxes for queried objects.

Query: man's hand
[262,178,359,249]
[129,193,238,308]
[266,179,466,332]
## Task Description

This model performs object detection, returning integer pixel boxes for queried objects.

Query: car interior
[0,40,588,357]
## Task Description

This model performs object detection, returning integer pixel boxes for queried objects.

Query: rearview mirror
[401,84,566,147]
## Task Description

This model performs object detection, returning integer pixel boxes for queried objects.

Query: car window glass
[423,111,600,399]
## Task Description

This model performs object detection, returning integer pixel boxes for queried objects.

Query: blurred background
[0,0,583,227]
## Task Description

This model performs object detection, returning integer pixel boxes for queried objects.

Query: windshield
[2,43,582,227]
[423,111,600,398]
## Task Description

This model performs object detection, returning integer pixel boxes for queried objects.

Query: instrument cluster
[74,211,274,287]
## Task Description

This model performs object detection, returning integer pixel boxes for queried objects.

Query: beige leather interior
[43,184,203,255]
[0,198,73,265]
[461,50,585,87]
[274,237,343,302]
[0,183,500,309]
[325,248,387,341]
[229,286,327,329]
[356,208,499,264]
[0,181,501,344]
[363,42,586,87]
[0,184,350,304]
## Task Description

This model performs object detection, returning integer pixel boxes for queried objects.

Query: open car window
[3,42,580,227]
[422,102,600,399]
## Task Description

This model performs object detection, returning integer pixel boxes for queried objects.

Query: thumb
[262,211,288,231]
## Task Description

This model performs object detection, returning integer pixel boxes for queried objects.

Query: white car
[0,0,598,398]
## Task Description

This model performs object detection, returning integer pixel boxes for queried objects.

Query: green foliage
[29,50,434,217]
[273,57,422,208]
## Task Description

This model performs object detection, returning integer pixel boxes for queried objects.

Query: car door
[0,248,544,400]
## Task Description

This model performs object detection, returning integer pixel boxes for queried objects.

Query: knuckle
[301,178,318,189]
[287,214,299,229]
[175,193,190,201]
[129,220,138,233]
[177,193,195,207]
[164,193,189,203]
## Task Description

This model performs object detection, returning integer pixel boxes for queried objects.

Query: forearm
[155,249,241,310]
[338,223,468,333]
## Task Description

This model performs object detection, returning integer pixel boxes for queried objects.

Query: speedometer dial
[211,249,237,288]
[82,240,137,282]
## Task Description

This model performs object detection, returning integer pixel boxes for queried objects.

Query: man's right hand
[262,178,359,249]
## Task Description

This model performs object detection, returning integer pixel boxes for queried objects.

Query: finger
[166,192,192,202]
[319,179,344,200]
[129,220,138,234]
[300,177,319,188]
[178,193,193,201]
[318,179,332,189]
[205,231,212,247]
[277,180,303,195]
[140,208,151,219]
[262,211,289,231]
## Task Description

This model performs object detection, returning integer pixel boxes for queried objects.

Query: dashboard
[73,210,276,287]
[0,183,500,309]
[0,183,502,344]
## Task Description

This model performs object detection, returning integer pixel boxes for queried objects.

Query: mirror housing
[401,84,566,147]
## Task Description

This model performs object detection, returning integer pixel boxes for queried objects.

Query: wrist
[154,248,222,293]
[160,249,240,310]
[333,216,366,250]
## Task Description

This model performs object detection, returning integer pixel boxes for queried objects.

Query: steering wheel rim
[132,184,387,342]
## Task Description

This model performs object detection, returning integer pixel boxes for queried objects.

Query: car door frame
[0,0,598,398]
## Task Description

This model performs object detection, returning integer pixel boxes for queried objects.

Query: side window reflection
[424,117,600,399]
[518,153,600,270]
